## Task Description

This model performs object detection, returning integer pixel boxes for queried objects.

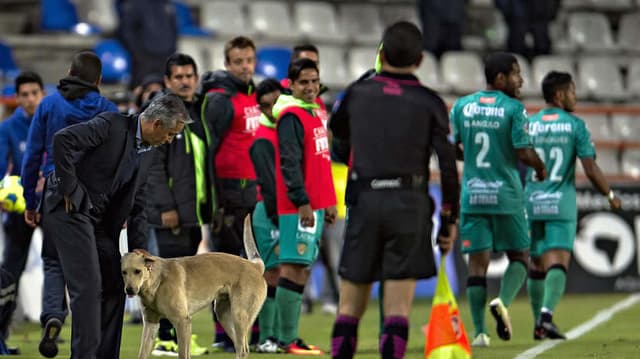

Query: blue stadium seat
[256,47,292,80]
[41,0,80,31]
[93,39,131,84]
[174,1,210,36]
[0,42,19,80]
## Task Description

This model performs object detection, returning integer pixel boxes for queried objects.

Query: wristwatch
[608,190,616,201]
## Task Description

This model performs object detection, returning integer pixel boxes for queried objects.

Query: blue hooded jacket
[0,107,32,176]
[21,77,117,210]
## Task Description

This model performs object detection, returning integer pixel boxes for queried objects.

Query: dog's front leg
[174,316,192,359]
[138,320,159,359]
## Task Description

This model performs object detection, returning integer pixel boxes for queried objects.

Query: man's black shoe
[39,318,62,358]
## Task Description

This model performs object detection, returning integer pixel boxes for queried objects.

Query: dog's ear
[133,248,152,257]
[144,256,155,271]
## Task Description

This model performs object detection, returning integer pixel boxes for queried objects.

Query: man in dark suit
[41,94,190,359]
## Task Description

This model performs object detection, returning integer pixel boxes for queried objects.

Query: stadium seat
[348,47,377,81]
[415,51,449,93]
[567,12,616,52]
[621,148,640,178]
[617,12,640,53]
[74,0,118,33]
[595,148,621,175]
[256,46,292,80]
[201,1,251,38]
[339,3,383,45]
[379,5,420,27]
[610,114,640,141]
[316,46,348,88]
[248,1,297,41]
[294,2,345,44]
[591,0,633,10]
[208,41,227,72]
[177,37,210,73]
[513,54,537,97]
[532,55,576,90]
[93,39,131,84]
[440,52,484,95]
[0,42,19,80]
[175,1,209,36]
[578,57,627,101]
[561,0,591,10]
[627,59,640,98]
[41,0,79,31]
[484,10,507,50]
[580,114,614,142]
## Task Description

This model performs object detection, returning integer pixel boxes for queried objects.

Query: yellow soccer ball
[0,176,26,214]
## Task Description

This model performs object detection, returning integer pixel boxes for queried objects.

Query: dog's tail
[243,215,265,273]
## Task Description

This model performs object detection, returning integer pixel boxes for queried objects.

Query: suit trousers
[42,205,124,359]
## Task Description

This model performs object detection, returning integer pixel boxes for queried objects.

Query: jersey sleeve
[575,118,596,159]
[511,103,532,149]
[449,100,461,143]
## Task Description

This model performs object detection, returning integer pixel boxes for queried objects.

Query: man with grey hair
[41,94,189,358]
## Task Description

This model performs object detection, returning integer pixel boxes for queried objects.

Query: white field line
[514,293,640,359]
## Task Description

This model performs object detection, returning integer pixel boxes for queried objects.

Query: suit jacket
[45,112,154,249]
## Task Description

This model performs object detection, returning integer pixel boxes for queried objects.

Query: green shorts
[529,220,577,258]
[279,209,325,266]
[252,202,280,271]
[460,212,530,254]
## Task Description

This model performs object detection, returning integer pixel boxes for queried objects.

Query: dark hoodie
[21,76,117,210]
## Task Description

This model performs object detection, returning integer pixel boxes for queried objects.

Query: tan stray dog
[121,216,266,359]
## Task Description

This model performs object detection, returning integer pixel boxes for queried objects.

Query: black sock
[158,319,175,341]
[331,314,359,359]
[380,316,408,359]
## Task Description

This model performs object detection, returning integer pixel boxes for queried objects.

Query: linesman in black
[329,21,460,359]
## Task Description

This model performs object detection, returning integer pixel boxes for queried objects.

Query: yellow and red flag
[423,256,472,359]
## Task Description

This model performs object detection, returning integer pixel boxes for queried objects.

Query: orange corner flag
[423,256,471,359]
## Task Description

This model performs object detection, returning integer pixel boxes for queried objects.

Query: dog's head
[121,249,155,297]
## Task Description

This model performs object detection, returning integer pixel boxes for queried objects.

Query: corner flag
[423,256,471,359]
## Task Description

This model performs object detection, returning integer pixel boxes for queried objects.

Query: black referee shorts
[338,190,437,283]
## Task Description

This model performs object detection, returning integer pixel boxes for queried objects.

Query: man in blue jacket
[0,71,44,351]
[21,50,118,358]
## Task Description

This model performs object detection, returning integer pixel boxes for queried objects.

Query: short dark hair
[256,78,284,102]
[15,71,43,93]
[140,93,191,127]
[292,44,319,61]
[381,21,423,67]
[541,71,573,104]
[287,58,319,82]
[224,36,256,62]
[484,52,518,85]
[69,50,102,83]
[165,53,198,78]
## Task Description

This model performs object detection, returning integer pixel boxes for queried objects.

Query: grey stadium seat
[73,0,118,33]
[415,51,449,93]
[248,1,298,41]
[440,51,485,95]
[621,148,640,178]
[580,114,614,142]
[201,1,253,38]
[348,47,377,81]
[610,114,640,141]
[379,4,420,27]
[591,0,633,11]
[208,41,227,72]
[627,59,640,98]
[294,2,345,44]
[595,148,621,175]
[317,45,348,88]
[617,12,640,53]
[513,54,537,97]
[568,12,616,52]
[178,37,210,73]
[339,3,383,45]
[578,57,627,101]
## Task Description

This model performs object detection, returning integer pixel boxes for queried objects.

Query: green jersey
[450,90,531,214]
[525,108,595,221]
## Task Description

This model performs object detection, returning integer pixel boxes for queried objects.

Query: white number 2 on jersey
[534,147,563,182]
[475,132,491,168]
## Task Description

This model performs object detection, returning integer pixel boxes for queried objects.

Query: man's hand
[298,204,314,227]
[609,195,622,210]
[24,209,40,228]
[437,224,457,255]
[535,166,547,181]
[161,209,179,228]
[324,206,337,225]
